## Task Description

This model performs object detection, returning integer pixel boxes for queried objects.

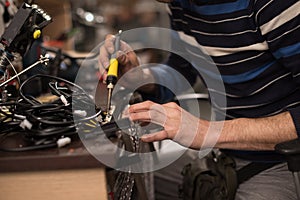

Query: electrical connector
[74,110,87,117]
[19,119,32,130]
[57,137,71,148]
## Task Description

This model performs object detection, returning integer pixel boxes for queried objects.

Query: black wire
[18,74,87,105]
[0,74,103,151]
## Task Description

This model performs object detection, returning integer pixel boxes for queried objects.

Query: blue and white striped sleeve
[255,0,300,137]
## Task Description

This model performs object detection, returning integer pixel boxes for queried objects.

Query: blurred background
[1,0,171,97]
[0,2,207,200]
[37,0,169,52]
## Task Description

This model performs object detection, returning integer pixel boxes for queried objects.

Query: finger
[98,54,108,83]
[99,45,110,69]
[129,101,166,117]
[116,51,130,66]
[129,105,167,127]
[140,131,168,143]
[127,51,139,66]
[129,111,152,122]
[98,68,107,83]
[102,74,107,84]
[105,35,132,54]
[104,34,116,54]
[119,41,139,67]
[99,34,120,68]
[129,112,166,127]
[129,101,155,113]
[129,101,179,119]
[120,40,133,53]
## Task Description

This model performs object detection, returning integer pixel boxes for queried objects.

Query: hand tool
[105,30,122,121]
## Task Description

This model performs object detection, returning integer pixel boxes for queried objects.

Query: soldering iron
[105,30,122,122]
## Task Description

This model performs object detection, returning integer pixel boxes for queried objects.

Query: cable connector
[74,110,87,117]
[19,119,33,130]
[57,137,71,148]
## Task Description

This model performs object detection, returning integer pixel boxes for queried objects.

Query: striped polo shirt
[151,0,300,161]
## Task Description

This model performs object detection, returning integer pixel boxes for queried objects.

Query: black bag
[180,150,238,200]
[180,150,280,200]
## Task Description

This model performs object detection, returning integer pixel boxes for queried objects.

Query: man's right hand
[98,34,140,83]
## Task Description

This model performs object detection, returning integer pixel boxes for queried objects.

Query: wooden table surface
[0,133,109,200]
[0,134,104,172]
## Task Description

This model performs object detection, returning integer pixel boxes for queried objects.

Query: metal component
[0,2,52,75]
[0,2,51,99]
[114,172,135,200]
[106,83,114,120]
[0,55,49,87]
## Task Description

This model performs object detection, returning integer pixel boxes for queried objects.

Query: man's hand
[128,101,298,151]
[128,100,211,149]
[99,34,156,93]
[99,34,140,83]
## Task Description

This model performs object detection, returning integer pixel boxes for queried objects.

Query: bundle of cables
[0,74,103,152]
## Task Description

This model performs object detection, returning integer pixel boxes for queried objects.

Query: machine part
[111,123,151,200]
[0,54,49,88]
[0,2,52,74]
[0,2,51,101]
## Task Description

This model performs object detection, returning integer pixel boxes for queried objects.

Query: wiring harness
[0,74,103,151]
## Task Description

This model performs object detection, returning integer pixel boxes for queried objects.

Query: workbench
[0,134,108,200]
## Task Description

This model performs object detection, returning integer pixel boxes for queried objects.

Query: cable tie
[60,95,70,106]
[74,110,87,117]
[57,137,71,148]
[20,119,33,130]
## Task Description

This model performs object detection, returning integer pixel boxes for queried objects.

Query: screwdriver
[105,30,122,119]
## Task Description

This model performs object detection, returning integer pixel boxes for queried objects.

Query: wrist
[190,118,238,150]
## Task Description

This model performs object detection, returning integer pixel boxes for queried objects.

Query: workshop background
[0,1,208,200]
[0,1,175,200]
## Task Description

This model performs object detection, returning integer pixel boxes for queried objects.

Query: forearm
[214,112,298,150]
[133,101,299,151]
